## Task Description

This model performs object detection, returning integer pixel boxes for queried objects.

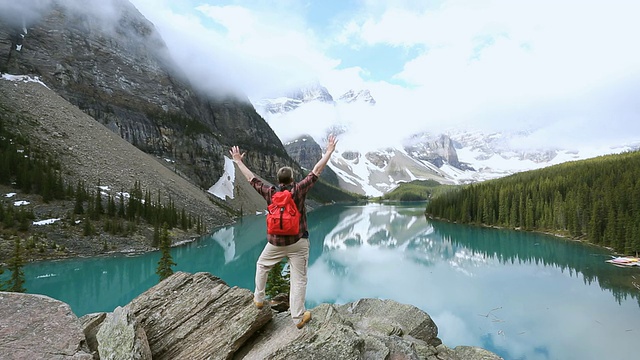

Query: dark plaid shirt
[250,172,318,246]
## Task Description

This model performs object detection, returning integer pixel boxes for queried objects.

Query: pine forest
[425,150,640,255]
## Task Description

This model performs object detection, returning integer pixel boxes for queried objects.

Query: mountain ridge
[255,84,639,196]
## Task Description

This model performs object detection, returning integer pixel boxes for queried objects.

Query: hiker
[229,134,337,329]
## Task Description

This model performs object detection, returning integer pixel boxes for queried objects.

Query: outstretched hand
[326,134,338,153]
[229,146,245,163]
[327,134,338,153]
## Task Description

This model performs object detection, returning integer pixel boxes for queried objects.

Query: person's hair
[277,166,294,184]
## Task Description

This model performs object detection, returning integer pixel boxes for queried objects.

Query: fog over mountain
[10,0,635,156]
[255,84,639,196]
[125,0,640,155]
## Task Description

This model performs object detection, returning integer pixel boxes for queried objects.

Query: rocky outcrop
[0,292,92,359]
[0,272,503,360]
[285,135,323,171]
[405,134,468,170]
[284,135,341,187]
[126,272,272,360]
[96,306,152,360]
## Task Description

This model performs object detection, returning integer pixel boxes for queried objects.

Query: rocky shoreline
[0,271,504,360]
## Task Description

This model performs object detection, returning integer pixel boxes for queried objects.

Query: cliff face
[284,135,322,171]
[0,0,291,189]
[405,134,463,168]
[284,135,341,187]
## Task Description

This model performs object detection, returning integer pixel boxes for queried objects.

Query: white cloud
[127,0,640,150]
[130,0,339,99]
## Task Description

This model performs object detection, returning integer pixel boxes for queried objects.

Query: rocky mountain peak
[286,82,334,103]
[283,135,322,171]
[405,133,466,169]
[338,89,376,105]
[256,82,334,115]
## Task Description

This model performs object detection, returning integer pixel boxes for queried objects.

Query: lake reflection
[18,203,640,360]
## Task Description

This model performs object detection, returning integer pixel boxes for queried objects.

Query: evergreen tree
[118,191,126,218]
[5,238,26,292]
[152,222,160,247]
[4,206,15,228]
[74,181,85,214]
[83,218,95,236]
[94,186,104,218]
[107,195,116,217]
[266,260,290,298]
[156,224,176,282]
[181,208,188,230]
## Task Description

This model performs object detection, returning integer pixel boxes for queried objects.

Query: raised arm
[229,146,256,181]
[312,134,337,176]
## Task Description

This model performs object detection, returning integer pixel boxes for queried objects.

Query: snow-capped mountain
[338,90,376,105]
[254,84,639,197]
[253,82,334,115]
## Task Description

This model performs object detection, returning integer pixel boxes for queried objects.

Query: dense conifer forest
[425,150,640,255]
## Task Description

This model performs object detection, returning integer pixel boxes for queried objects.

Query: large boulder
[126,271,272,360]
[235,299,503,360]
[96,306,151,360]
[0,292,92,360]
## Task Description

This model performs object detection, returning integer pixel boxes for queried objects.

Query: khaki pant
[254,238,309,324]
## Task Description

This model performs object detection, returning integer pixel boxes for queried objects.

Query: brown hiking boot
[296,311,312,329]
[254,299,264,309]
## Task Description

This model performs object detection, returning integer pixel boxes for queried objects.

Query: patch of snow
[36,273,57,279]
[208,156,236,200]
[116,192,130,199]
[1,73,49,88]
[14,200,30,206]
[33,218,61,225]
[5,193,16,198]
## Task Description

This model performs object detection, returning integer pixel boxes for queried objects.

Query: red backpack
[266,187,300,236]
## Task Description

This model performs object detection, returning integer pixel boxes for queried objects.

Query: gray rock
[236,304,365,360]
[126,271,272,360]
[236,298,503,360]
[338,298,440,345]
[454,346,504,360]
[0,292,92,360]
[96,306,151,360]
[78,312,107,359]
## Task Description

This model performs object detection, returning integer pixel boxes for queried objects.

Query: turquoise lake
[14,203,640,360]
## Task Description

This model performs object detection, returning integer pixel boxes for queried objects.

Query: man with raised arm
[229,134,337,329]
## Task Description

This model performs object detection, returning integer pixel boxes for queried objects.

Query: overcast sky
[127,0,640,150]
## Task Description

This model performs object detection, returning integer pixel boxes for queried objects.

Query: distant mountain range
[254,84,639,197]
